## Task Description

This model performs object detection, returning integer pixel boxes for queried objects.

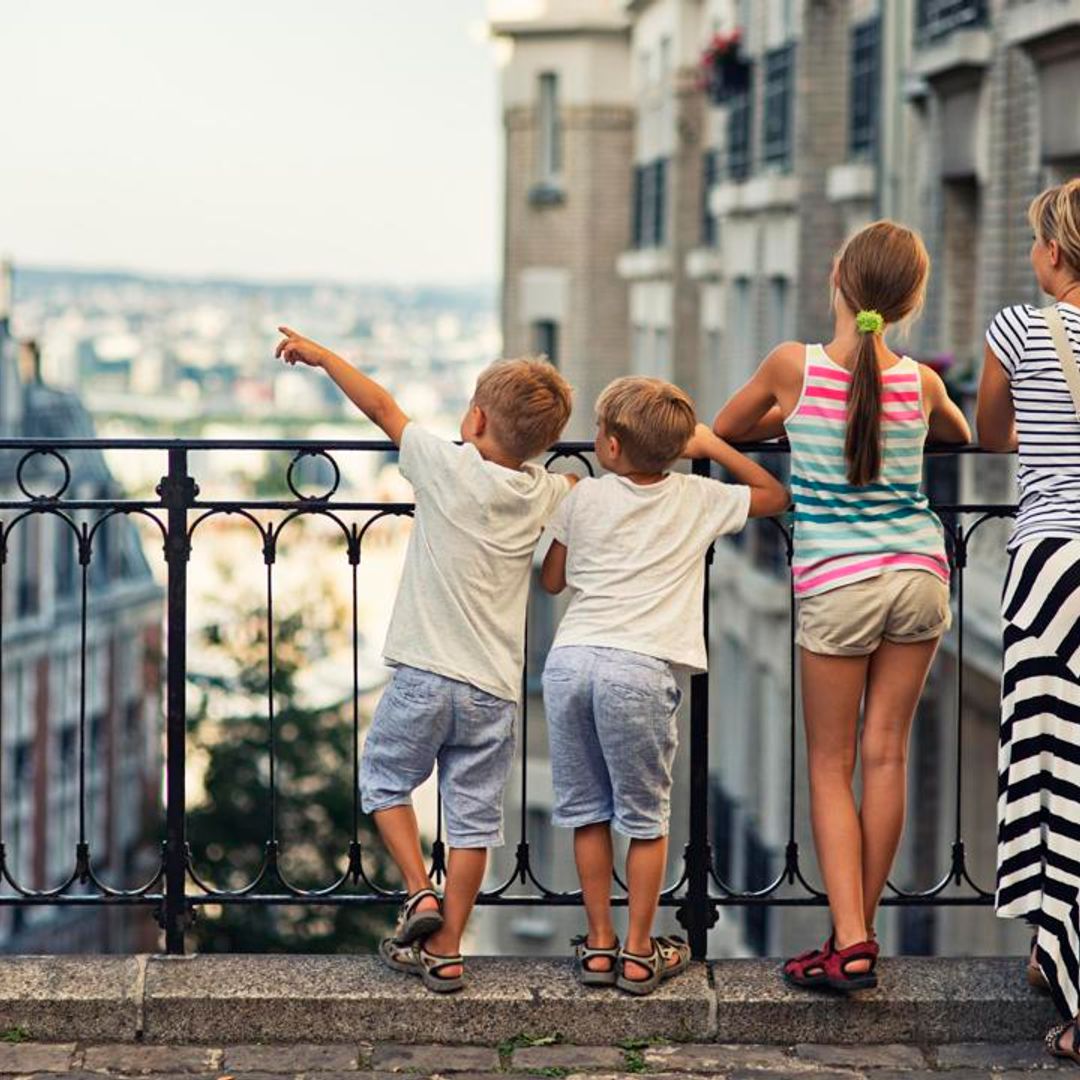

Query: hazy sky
[1,2,499,284]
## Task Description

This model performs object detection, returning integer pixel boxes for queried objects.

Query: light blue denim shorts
[542,645,681,839]
[359,665,517,848]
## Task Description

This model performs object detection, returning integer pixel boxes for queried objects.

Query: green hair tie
[856,309,885,334]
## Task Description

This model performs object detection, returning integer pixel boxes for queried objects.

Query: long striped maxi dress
[785,345,949,599]
[991,301,1080,1019]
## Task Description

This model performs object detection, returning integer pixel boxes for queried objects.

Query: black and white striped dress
[991,302,1080,1019]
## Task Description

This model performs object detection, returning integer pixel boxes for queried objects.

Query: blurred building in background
[0,263,163,952]
[491,0,1080,959]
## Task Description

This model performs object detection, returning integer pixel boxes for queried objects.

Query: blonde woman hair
[1029,179,1080,276]
[473,357,573,460]
[834,220,931,487]
[595,376,697,473]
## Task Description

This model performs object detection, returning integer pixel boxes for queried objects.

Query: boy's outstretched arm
[276,326,409,445]
[684,423,789,518]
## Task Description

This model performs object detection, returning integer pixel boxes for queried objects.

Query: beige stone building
[490,0,1078,960]
[493,0,634,440]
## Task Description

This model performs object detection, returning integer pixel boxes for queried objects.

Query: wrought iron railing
[0,438,1014,957]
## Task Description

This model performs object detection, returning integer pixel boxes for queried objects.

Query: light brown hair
[473,357,573,460]
[595,376,697,473]
[835,220,930,486]
[1029,179,1080,276]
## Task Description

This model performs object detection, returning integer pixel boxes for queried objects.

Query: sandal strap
[403,888,440,919]
[620,940,662,978]
[418,943,463,976]
[655,936,689,961]
[571,934,619,958]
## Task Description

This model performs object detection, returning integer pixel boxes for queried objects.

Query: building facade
[0,267,164,952]
[492,0,1079,959]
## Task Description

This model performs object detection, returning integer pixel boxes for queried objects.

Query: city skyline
[0,2,499,286]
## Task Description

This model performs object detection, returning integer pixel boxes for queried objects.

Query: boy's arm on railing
[541,540,568,594]
[684,423,789,518]
[975,344,1018,452]
[276,326,410,445]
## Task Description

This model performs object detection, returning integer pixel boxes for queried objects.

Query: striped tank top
[785,344,949,598]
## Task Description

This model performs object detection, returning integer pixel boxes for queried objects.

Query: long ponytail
[845,325,883,486]
[834,221,930,486]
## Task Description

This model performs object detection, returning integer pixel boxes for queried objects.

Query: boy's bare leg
[574,822,617,970]
[422,846,487,978]
[372,805,440,915]
[623,835,669,980]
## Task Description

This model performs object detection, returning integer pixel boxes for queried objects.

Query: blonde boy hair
[473,357,573,460]
[596,376,697,473]
[1029,178,1080,275]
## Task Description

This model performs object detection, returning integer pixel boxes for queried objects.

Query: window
[16,518,40,618]
[654,327,671,380]
[652,159,668,246]
[55,518,77,601]
[702,150,719,245]
[537,73,562,184]
[632,159,669,248]
[763,45,794,170]
[730,278,754,373]
[532,320,559,367]
[768,276,793,345]
[850,18,881,159]
[726,85,753,182]
[916,0,987,43]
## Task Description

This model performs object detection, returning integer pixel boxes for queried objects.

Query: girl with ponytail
[715,221,970,991]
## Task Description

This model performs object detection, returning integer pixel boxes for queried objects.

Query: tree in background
[186,581,395,953]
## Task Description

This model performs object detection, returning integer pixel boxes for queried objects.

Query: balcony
[913,1,992,83]
[1003,0,1080,53]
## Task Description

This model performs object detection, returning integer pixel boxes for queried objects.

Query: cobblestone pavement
[0,1040,1077,1079]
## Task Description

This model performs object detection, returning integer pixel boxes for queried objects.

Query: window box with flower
[700,29,750,105]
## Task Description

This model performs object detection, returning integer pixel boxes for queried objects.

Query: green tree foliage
[186,594,395,953]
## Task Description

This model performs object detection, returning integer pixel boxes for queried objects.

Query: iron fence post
[158,448,196,954]
[679,456,717,959]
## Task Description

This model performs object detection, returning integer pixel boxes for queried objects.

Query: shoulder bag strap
[1041,304,1080,420]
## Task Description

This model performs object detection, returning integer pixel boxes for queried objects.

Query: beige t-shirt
[548,472,751,673]
[383,423,572,702]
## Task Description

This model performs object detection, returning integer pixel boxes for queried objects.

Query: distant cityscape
[11,266,499,443]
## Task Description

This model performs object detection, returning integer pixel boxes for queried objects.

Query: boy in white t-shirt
[276,327,574,992]
[541,376,788,994]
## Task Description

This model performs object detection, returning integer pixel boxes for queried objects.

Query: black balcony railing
[916,0,988,43]
[0,438,1015,958]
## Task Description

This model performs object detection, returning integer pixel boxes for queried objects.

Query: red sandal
[821,937,879,992]
[783,935,833,988]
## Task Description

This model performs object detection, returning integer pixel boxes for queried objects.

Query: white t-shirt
[383,423,572,702]
[548,472,751,673]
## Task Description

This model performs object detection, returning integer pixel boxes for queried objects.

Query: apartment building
[492,0,1076,959]
[494,0,634,440]
[0,268,164,952]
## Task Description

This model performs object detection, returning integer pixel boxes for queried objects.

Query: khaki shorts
[796,570,952,657]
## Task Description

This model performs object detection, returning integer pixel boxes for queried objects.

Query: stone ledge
[0,955,1059,1047]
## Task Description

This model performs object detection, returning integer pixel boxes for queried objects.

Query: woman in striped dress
[977,179,1080,1063]
[715,221,970,990]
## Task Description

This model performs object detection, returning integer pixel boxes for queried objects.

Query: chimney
[18,339,41,385]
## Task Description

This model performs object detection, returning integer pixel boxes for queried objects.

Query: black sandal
[1046,1017,1080,1065]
